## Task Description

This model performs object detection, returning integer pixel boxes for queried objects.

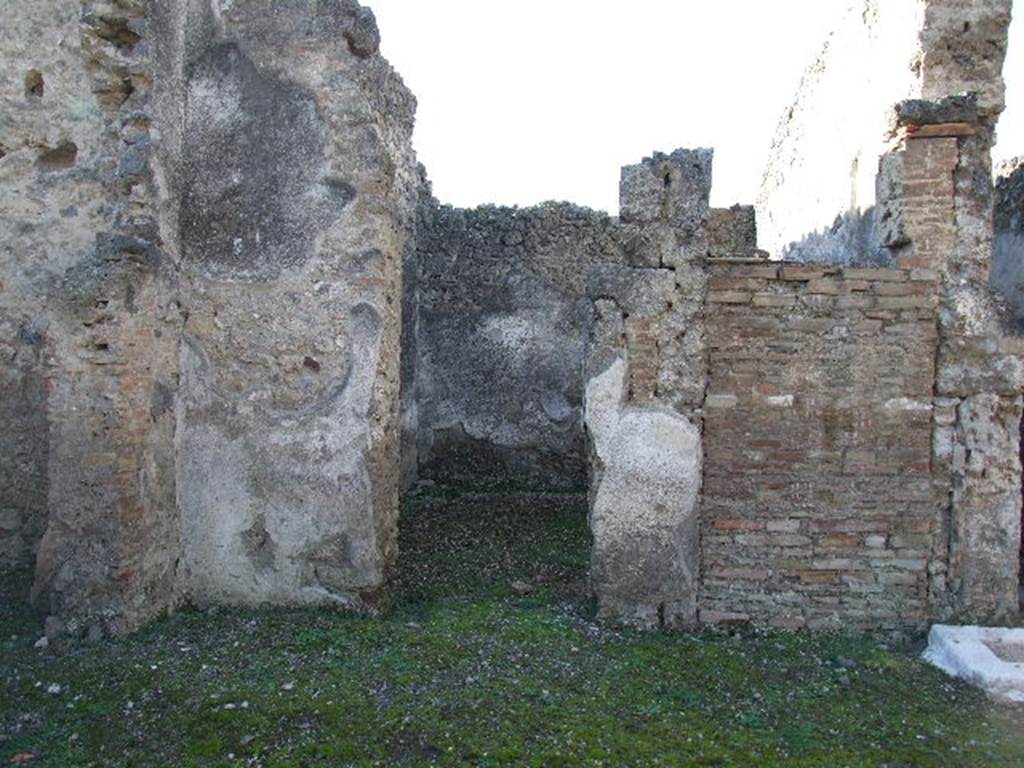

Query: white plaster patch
[765,395,795,408]
[923,625,1024,703]
[478,313,544,360]
[584,357,702,622]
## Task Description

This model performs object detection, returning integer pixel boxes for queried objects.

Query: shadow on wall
[993,158,1024,331]
[777,205,892,266]
[0,321,48,573]
[411,202,630,493]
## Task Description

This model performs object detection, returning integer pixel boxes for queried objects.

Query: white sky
[997,4,1024,172]
[372,1,1024,213]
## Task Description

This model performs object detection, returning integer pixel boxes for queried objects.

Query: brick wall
[701,262,942,630]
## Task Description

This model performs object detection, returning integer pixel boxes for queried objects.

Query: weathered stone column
[172,0,417,609]
[880,95,1023,622]
[584,149,711,629]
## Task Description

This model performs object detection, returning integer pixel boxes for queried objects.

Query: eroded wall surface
[2,0,1020,635]
[0,0,417,631]
[754,0,1020,625]
[413,203,629,489]
[411,164,757,494]
[583,150,750,629]
[170,0,417,609]
[1,2,99,576]
[0,1,184,632]
[994,159,1024,328]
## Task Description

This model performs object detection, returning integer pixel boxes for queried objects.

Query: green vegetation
[2,490,1022,767]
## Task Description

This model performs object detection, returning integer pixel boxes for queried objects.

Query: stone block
[752,293,796,308]
[619,148,712,234]
[709,291,752,304]
[706,205,757,257]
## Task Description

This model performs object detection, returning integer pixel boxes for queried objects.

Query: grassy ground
[2,489,1023,767]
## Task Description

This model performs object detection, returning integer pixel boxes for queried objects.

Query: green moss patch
[2,492,1022,767]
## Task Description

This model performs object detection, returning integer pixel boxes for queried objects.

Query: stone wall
[411,164,759,493]
[0,0,184,632]
[702,264,941,630]
[413,202,629,490]
[698,96,1023,629]
[171,0,417,611]
[993,157,1024,602]
[1,2,99,575]
[0,0,417,632]
[752,0,1021,625]
[2,0,1021,635]
[583,150,756,629]
[994,158,1024,328]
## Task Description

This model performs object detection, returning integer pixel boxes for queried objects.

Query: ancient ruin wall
[0,0,60,566]
[584,150,734,629]
[758,0,1014,264]
[702,264,941,630]
[0,2,104,575]
[168,0,418,610]
[413,203,629,490]
[0,1,185,631]
[701,109,1022,629]
[757,0,1020,623]
[0,0,418,631]
[2,0,1020,634]
[994,158,1024,327]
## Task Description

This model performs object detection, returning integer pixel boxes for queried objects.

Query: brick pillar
[881,98,1023,622]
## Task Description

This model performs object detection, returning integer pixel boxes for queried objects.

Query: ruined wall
[0,0,417,631]
[411,163,758,493]
[0,1,101,575]
[758,0,1014,264]
[399,169,431,491]
[414,203,629,489]
[700,108,1022,629]
[2,0,1019,634]
[170,0,417,609]
[583,150,753,629]
[993,156,1024,604]
[755,0,1020,624]
[916,128,1023,622]
[994,158,1024,328]
[700,105,1022,630]
[0,1,184,633]
[702,264,941,630]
